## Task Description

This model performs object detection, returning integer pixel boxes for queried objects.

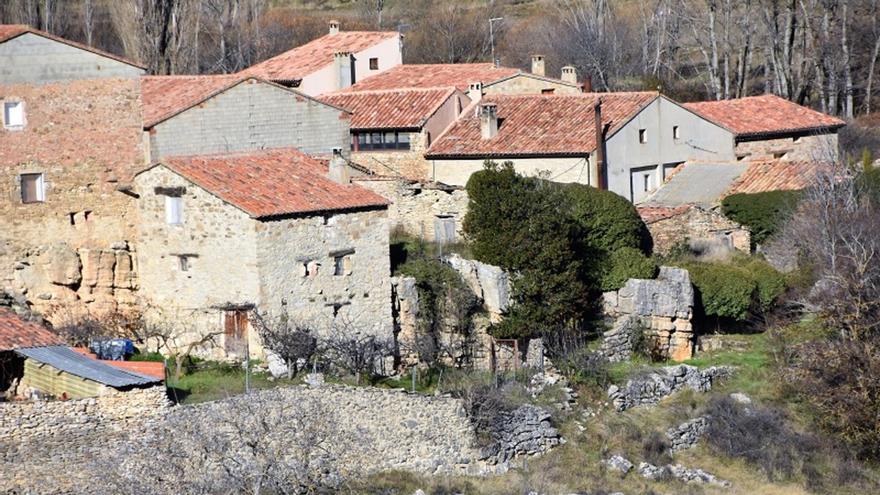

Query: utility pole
[489,17,503,66]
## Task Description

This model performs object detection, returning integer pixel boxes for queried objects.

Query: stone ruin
[601,266,695,362]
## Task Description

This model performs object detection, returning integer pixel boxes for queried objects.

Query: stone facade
[134,165,392,357]
[482,74,582,95]
[601,267,696,362]
[0,78,145,318]
[147,79,351,162]
[735,131,839,162]
[354,176,469,241]
[352,130,431,180]
[643,205,750,256]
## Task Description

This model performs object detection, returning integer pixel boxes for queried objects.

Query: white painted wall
[430,156,590,187]
[299,34,402,96]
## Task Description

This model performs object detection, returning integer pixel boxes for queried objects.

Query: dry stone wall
[644,205,750,256]
[607,364,731,411]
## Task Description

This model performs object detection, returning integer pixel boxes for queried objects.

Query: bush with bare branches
[250,311,317,379]
[319,324,395,384]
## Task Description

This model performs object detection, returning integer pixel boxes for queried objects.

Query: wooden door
[224,310,248,357]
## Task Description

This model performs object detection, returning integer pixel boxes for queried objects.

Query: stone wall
[354,176,469,241]
[642,205,750,256]
[482,75,582,95]
[735,132,839,162]
[352,130,431,181]
[607,364,731,411]
[444,254,510,319]
[601,267,695,362]
[0,78,145,319]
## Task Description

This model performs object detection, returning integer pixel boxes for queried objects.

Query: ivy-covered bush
[599,247,659,292]
[721,190,803,246]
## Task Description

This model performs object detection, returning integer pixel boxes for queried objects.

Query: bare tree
[249,310,317,379]
[109,0,200,74]
[320,322,395,384]
[139,305,224,380]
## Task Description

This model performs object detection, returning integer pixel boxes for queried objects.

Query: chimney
[531,55,545,77]
[329,20,340,35]
[480,103,498,140]
[329,148,350,184]
[592,99,606,189]
[334,51,353,90]
[561,65,577,85]
[582,74,593,93]
[467,82,483,102]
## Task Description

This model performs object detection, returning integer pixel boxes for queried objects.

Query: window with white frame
[4,101,24,129]
[165,195,183,225]
[20,173,44,203]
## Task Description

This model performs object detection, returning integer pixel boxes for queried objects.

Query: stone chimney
[334,52,353,90]
[592,99,605,189]
[480,103,498,140]
[329,148,349,184]
[561,65,577,85]
[329,20,340,35]
[582,74,593,93]
[467,82,483,102]
[531,55,545,77]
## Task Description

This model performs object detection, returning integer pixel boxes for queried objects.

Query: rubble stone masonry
[0,78,145,318]
[735,132,839,162]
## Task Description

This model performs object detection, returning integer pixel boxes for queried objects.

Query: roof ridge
[328,86,458,96]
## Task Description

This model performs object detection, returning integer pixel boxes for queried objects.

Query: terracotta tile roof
[637,204,693,224]
[72,347,165,380]
[683,94,845,138]
[725,160,819,195]
[340,63,521,92]
[0,308,63,351]
[141,75,244,128]
[240,31,398,83]
[320,87,456,130]
[152,148,389,218]
[426,92,658,158]
[0,24,144,69]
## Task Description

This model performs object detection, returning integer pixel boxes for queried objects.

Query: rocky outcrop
[601,267,695,361]
[667,416,709,452]
[607,364,731,411]
[480,404,562,465]
[639,462,730,487]
[604,454,635,474]
[444,254,510,317]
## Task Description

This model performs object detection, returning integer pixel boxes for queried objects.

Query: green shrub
[721,190,803,246]
[599,247,658,291]
[678,257,787,321]
[744,258,787,312]
[563,182,652,254]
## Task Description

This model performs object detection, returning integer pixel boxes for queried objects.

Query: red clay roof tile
[683,94,845,138]
[0,24,144,69]
[637,205,693,224]
[425,92,658,158]
[156,148,389,218]
[340,63,521,92]
[0,308,63,351]
[725,160,820,195]
[320,87,456,130]
[240,31,397,83]
[141,75,245,128]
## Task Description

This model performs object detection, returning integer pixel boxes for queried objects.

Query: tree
[249,310,317,379]
[320,321,395,384]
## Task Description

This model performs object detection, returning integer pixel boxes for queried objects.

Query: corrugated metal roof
[16,346,162,388]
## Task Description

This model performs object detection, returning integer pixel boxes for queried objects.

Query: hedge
[599,247,659,292]
[679,257,787,321]
[721,190,803,246]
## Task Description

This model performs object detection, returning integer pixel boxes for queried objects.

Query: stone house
[425,92,735,203]
[638,205,750,256]
[0,26,146,318]
[133,148,393,359]
[141,75,352,162]
[240,21,402,96]
[321,87,470,181]
[684,94,845,162]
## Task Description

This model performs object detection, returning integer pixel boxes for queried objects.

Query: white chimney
[329,148,350,184]
[329,20,340,35]
[531,55,545,77]
[334,52,353,90]
[561,65,577,84]
[480,103,498,140]
[467,82,483,102]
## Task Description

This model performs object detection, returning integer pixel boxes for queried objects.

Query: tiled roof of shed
[154,148,389,218]
[0,308,63,351]
[340,63,521,92]
[141,75,244,128]
[725,160,819,195]
[683,94,845,138]
[637,205,694,224]
[240,31,397,83]
[320,87,456,130]
[16,346,161,388]
[0,24,144,69]
[425,92,658,158]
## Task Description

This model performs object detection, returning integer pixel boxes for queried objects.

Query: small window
[331,250,354,276]
[334,255,345,276]
[20,173,44,203]
[4,101,24,129]
[541,88,555,95]
[638,129,647,144]
[643,174,651,192]
[165,196,183,225]
[672,125,680,140]
[178,255,190,272]
[369,57,379,70]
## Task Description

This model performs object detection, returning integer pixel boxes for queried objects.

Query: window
[351,131,412,151]
[672,125,680,140]
[178,255,190,272]
[20,173,44,203]
[638,129,647,144]
[541,88,555,95]
[165,195,183,225]
[369,57,379,70]
[4,101,24,129]
[643,173,651,192]
[331,249,354,276]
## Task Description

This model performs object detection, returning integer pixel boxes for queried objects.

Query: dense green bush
[563,182,652,254]
[721,190,803,246]
[679,257,787,321]
[599,247,658,291]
